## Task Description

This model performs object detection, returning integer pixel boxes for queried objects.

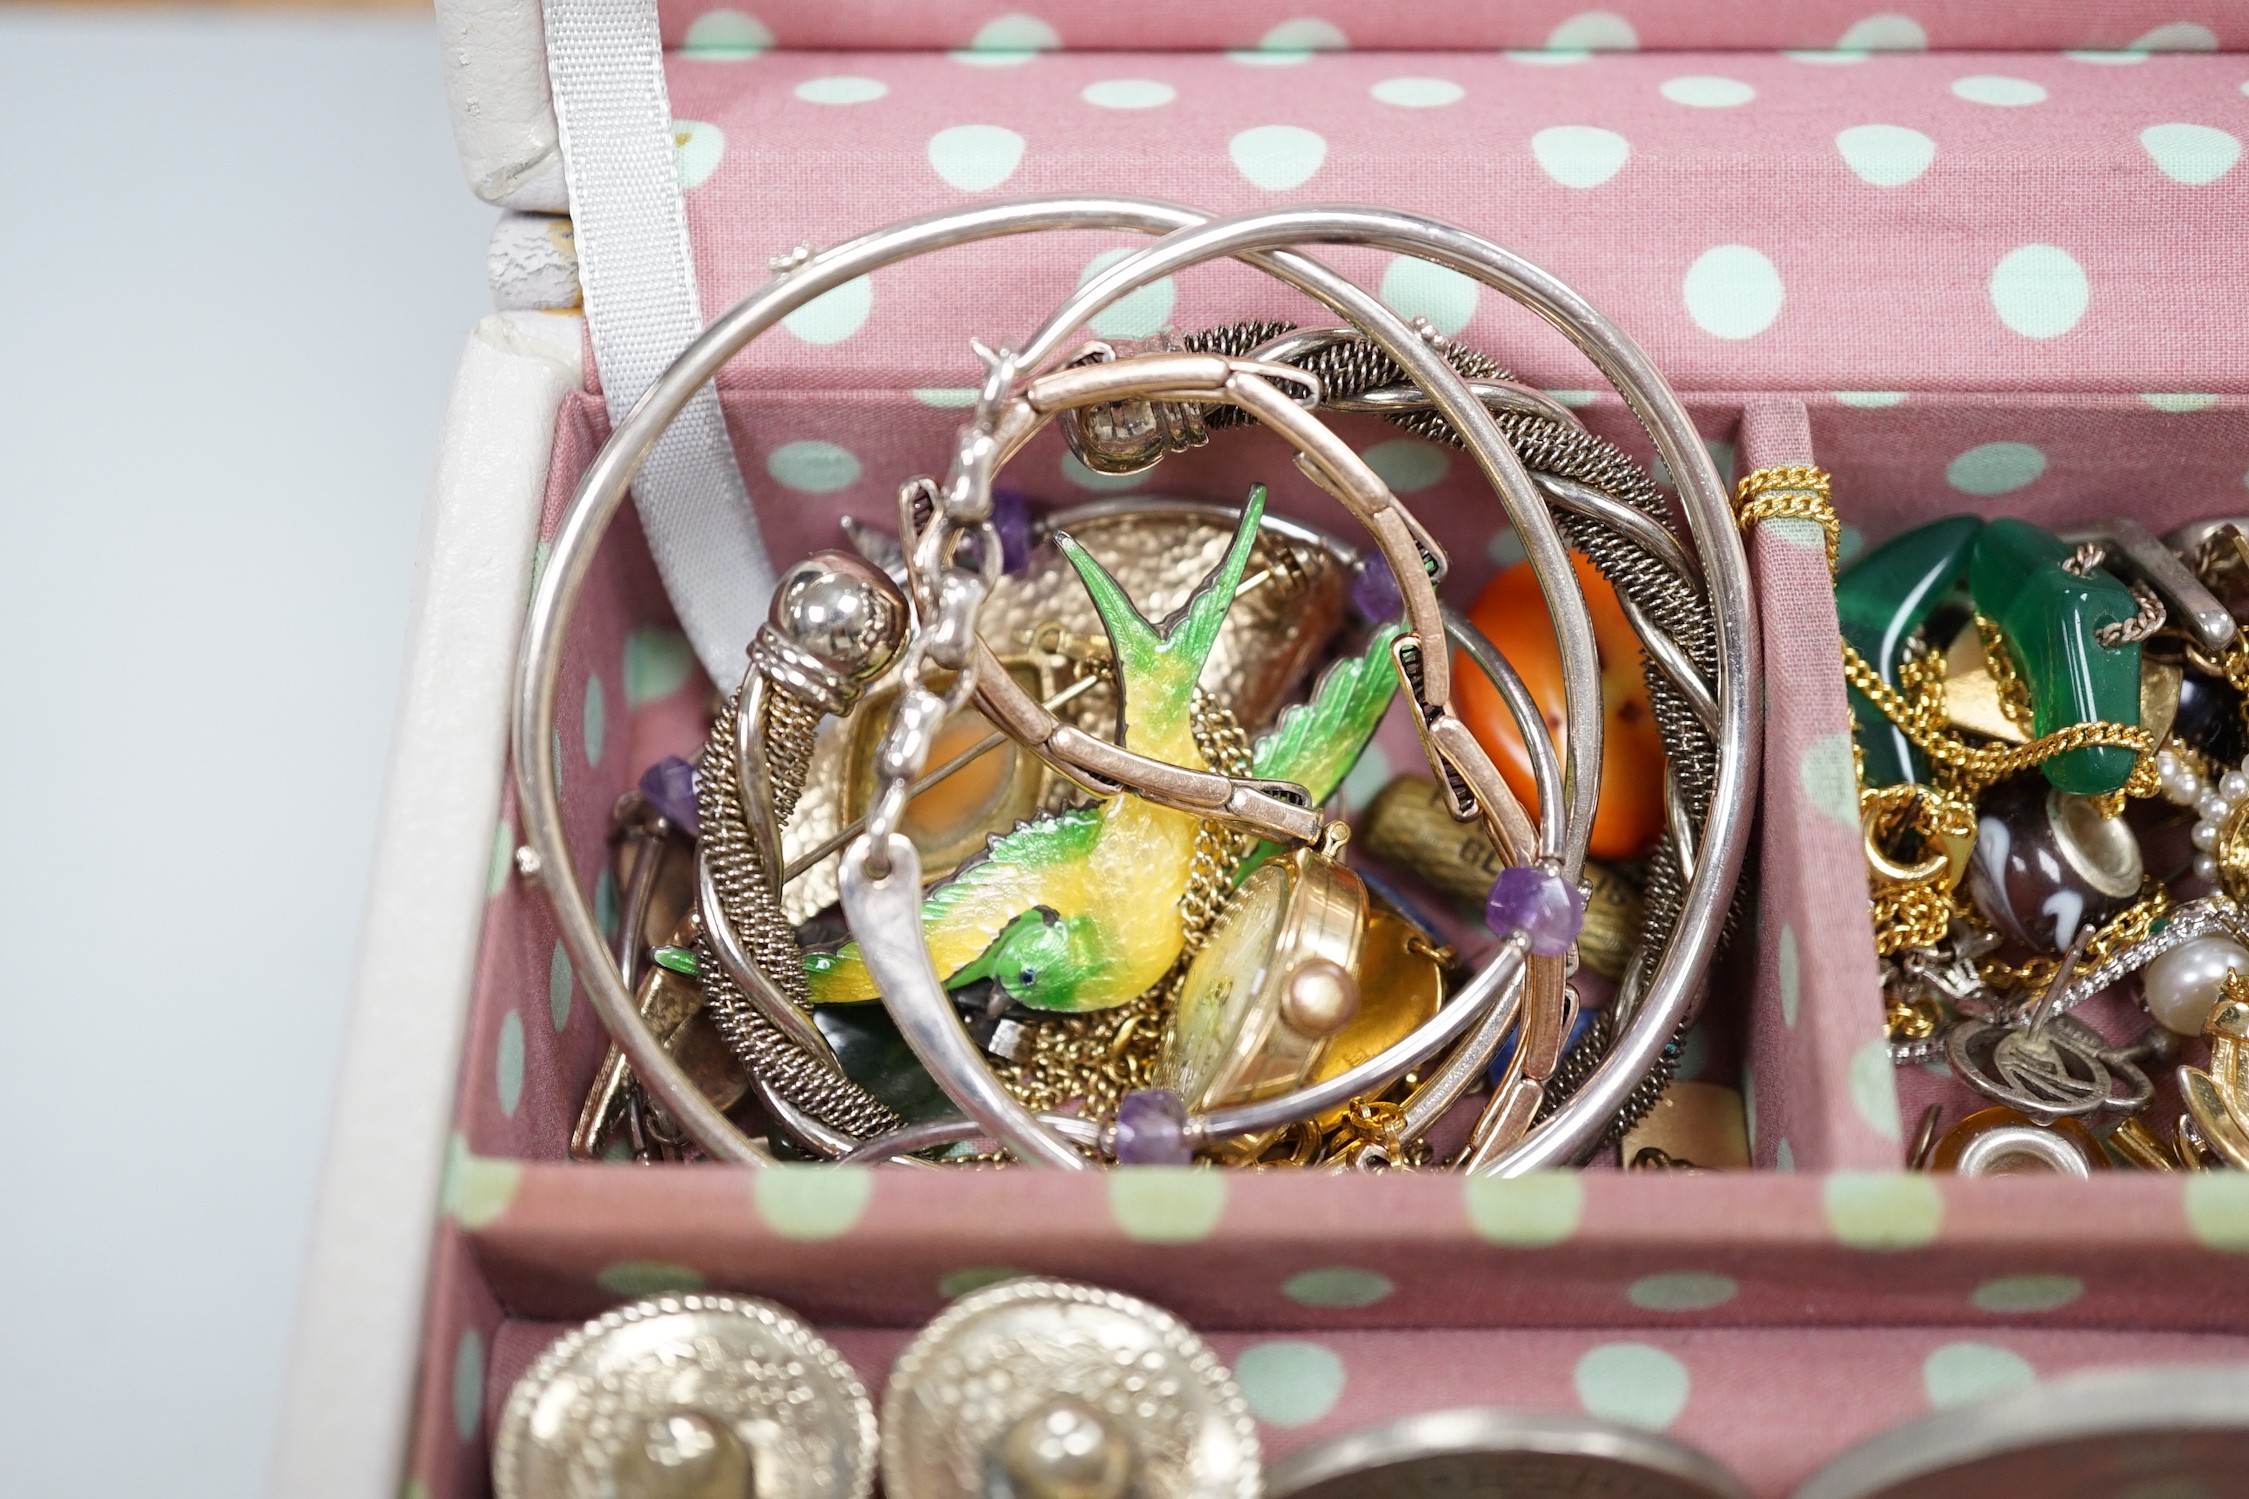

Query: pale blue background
[0,12,495,1496]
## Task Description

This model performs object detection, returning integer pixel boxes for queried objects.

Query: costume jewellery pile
[513,198,1760,1173]
[1831,500,2249,1173]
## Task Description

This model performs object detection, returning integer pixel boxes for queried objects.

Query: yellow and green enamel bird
[804,485,1400,1013]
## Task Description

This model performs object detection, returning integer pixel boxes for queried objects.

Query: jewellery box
[274,7,2249,1497]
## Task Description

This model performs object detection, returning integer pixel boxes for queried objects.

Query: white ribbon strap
[543,0,770,686]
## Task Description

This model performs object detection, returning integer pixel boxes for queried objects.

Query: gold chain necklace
[1839,641,2159,804]
[1730,468,2169,1007]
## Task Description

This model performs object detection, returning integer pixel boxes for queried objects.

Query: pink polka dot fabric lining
[654,4,2248,54]
[406,20,2249,1499]
[665,49,2247,398]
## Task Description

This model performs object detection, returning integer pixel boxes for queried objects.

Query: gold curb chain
[1838,643,2159,803]
[1729,464,2157,803]
[1733,464,1841,572]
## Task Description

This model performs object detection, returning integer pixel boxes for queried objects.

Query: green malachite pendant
[1969,518,2142,795]
[1835,516,1983,786]
[811,1003,960,1123]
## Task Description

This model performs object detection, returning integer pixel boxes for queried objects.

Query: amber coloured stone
[1969,519,2142,795]
[1455,552,1667,858]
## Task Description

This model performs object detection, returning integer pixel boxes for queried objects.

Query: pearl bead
[2197,791,2230,823]
[2159,751,2205,806]
[2142,935,2249,1035]
[999,1397,1135,1499]
[2222,772,2248,804]
[2194,822,2221,850]
[1281,958,1361,1037]
[2197,853,2220,883]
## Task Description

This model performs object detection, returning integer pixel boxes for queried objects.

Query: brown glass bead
[1966,775,2143,955]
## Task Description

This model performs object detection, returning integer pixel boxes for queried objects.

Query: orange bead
[1454,551,1667,860]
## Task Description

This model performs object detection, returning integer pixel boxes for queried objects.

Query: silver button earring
[494,1293,875,1499]
[882,1279,1260,1499]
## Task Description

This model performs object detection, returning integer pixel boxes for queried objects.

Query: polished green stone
[1968,518,2142,794]
[1835,515,1983,786]
[652,945,701,978]
[811,1003,959,1123]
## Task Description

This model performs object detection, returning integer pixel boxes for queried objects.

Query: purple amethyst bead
[1485,865,1586,957]
[639,755,699,837]
[1112,1088,1193,1166]
[992,487,1035,574]
[1349,555,1404,624]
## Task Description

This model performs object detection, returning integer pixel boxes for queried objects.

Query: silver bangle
[515,196,1757,1173]
[843,329,1569,1166]
[1008,205,1756,1172]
